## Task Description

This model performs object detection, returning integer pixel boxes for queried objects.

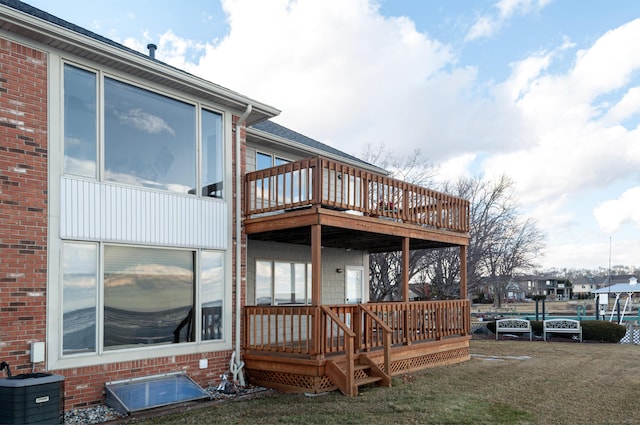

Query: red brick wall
[60,352,233,408]
[0,36,246,410]
[0,38,49,375]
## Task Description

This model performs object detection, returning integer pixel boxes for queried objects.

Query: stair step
[356,376,383,387]
[336,363,370,373]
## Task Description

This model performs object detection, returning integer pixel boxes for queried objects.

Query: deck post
[311,224,322,306]
[460,245,467,301]
[402,237,410,302]
[402,237,411,344]
[311,224,323,357]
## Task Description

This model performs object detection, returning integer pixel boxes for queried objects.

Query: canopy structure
[593,277,639,322]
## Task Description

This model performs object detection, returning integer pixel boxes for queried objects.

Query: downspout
[234,104,252,378]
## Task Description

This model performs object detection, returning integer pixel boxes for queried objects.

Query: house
[0,0,471,410]
[571,276,598,299]
[514,275,572,300]
[503,280,527,302]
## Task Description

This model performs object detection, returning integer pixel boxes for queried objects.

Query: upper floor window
[63,63,223,197]
[256,152,289,170]
[63,65,97,177]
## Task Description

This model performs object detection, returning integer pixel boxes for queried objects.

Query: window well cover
[105,372,209,414]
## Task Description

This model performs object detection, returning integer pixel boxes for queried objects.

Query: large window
[255,260,311,305]
[63,66,97,177]
[62,243,97,354]
[104,246,194,349]
[61,243,224,356]
[63,63,223,196]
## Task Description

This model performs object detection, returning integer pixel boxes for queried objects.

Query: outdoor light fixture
[336,268,343,273]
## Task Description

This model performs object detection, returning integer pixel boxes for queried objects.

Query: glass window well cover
[105,372,210,414]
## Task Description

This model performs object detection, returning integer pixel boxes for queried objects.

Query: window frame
[60,242,226,359]
[49,56,234,370]
[255,259,312,306]
[62,61,225,198]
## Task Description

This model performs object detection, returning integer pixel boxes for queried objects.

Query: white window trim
[255,259,312,306]
[47,53,234,370]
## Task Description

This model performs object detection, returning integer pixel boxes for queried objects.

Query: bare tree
[361,143,436,188]
[431,175,545,305]
[363,145,545,304]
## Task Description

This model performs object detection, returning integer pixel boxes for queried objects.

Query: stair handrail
[321,306,356,395]
[359,304,392,381]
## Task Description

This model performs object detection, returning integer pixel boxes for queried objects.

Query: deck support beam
[311,224,322,305]
[402,237,410,302]
[460,245,467,300]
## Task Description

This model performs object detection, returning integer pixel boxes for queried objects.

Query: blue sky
[25,0,640,271]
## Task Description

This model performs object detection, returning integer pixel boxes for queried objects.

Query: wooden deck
[242,157,472,396]
[243,301,471,396]
[244,156,469,235]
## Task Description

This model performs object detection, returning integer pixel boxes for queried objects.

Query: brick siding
[0,38,49,376]
[0,36,244,410]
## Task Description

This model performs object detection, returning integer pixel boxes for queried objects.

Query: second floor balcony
[244,157,469,235]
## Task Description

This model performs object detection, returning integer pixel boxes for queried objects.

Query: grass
[129,339,640,425]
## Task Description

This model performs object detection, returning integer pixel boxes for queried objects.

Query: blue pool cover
[105,372,210,413]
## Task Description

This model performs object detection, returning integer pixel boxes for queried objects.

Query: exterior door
[345,266,364,304]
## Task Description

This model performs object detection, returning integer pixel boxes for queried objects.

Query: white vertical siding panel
[60,177,227,248]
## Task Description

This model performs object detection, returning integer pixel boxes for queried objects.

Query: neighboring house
[572,276,598,299]
[0,0,471,410]
[515,275,572,300]
[504,280,527,302]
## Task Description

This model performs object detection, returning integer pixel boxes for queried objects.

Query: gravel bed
[64,404,127,424]
[63,385,269,424]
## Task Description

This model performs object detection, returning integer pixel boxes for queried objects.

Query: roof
[250,120,386,173]
[593,283,640,294]
[600,274,637,285]
[0,0,279,124]
[593,277,639,294]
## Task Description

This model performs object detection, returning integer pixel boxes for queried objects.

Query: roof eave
[0,3,280,124]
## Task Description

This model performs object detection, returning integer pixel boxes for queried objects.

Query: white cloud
[601,86,640,126]
[594,187,640,234]
[116,108,175,135]
[433,154,476,184]
[466,16,495,41]
[466,0,551,42]
[483,19,640,207]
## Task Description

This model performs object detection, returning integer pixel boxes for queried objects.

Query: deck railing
[243,300,470,357]
[245,157,469,233]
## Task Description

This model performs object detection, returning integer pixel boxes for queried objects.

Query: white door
[345,267,364,304]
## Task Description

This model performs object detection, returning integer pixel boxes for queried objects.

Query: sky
[24,0,640,272]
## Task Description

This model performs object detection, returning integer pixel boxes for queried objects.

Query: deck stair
[326,353,391,396]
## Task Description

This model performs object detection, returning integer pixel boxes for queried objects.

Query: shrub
[581,321,627,343]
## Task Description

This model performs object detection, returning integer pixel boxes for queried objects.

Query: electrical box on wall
[31,342,45,363]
